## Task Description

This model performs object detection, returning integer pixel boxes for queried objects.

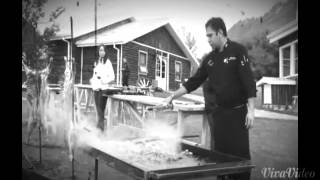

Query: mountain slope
[227,0,297,79]
[228,0,297,43]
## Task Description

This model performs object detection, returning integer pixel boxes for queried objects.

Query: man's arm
[237,46,256,129]
[163,86,188,105]
[164,57,209,105]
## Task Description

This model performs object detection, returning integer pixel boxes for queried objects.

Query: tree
[22,0,65,68]
[247,33,279,81]
[179,26,197,58]
[178,26,199,75]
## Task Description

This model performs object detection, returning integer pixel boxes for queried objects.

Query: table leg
[75,87,80,114]
[177,110,184,137]
[201,113,211,150]
[86,89,93,112]
[77,88,83,122]
[120,101,124,125]
[106,97,113,131]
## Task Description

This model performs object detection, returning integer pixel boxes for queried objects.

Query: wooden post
[72,149,75,180]
[39,125,42,164]
[70,16,76,180]
[70,16,75,125]
[94,0,97,60]
[75,86,80,121]
[80,47,83,84]
[94,158,98,180]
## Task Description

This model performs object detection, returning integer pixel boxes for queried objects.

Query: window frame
[279,40,298,78]
[175,61,182,82]
[138,50,148,75]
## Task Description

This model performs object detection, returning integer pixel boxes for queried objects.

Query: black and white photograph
[22,0,301,179]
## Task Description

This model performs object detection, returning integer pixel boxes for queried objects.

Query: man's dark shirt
[122,62,130,75]
[183,39,256,108]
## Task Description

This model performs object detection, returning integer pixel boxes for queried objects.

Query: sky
[38,0,286,58]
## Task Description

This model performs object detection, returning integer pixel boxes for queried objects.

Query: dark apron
[209,105,251,180]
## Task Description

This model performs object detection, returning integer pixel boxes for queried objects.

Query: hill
[227,0,297,80]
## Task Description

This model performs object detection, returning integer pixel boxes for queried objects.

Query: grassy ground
[256,107,298,116]
[22,95,297,180]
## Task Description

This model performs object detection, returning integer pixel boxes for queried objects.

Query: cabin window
[282,46,290,77]
[138,51,148,74]
[175,61,182,81]
[280,40,298,77]
[156,56,160,77]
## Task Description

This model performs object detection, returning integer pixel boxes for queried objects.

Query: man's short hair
[205,17,227,37]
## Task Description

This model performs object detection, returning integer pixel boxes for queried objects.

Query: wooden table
[172,101,211,150]
[104,95,164,130]
[104,94,211,150]
[74,84,95,113]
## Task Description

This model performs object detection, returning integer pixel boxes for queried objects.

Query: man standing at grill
[164,17,256,180]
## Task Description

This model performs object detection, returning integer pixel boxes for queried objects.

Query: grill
[86,141,254,180]
[77,127,254,180]
[70,93,254,180]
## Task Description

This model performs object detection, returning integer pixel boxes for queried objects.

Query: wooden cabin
[48,17,198,91]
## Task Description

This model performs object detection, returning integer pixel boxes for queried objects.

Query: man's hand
[161,86,188,108]
[245,109,254,129]
[163,95,174,107]
[245,97,255,129]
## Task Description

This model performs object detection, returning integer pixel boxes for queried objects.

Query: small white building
[257,17,298,109]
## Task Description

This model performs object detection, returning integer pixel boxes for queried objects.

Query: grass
[256,107,298,116]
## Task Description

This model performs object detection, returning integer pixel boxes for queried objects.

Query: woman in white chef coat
[90,45,115,131]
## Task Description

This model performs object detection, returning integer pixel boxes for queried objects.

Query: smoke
[22,54,187,165]
[66,113,203,170]
[68,104,184,157]
[42,94,204,169]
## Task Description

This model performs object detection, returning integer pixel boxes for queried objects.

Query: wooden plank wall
[271,85,296,105]
[123,42,191,90]
[47,40,68,84]
[135,26,186,57]
[169,56,191,91]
